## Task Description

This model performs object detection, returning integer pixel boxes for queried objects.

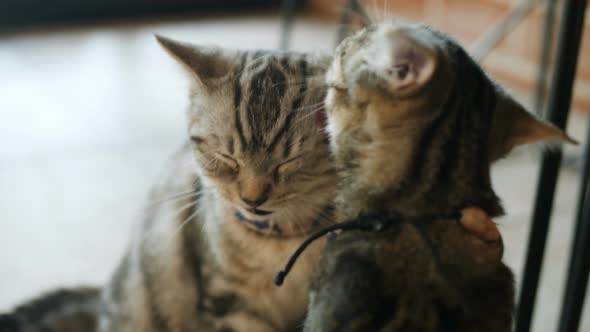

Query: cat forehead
[188,51,327,151]
[241,51,330,79]
[337,23,452,60]
[191,52,314,114]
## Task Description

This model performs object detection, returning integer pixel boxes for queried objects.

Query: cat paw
[459,207,503,259]
[460,207,500,241]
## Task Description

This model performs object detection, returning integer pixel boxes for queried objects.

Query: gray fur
[5,43,336,332]
[97,43,337,332]
[304,23,515,332]
[0,288,99,332]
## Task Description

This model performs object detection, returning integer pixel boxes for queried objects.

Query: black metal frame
[557,108,590,332]
[281,0,589,331]
[516,0,587,331]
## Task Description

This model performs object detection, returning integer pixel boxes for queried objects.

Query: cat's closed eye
[190,136,205,145]
[215,153,239,172]
[276,155,305,177]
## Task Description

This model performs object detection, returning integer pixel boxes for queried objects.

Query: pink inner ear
[314,108,330,141]
[389,42,436,93]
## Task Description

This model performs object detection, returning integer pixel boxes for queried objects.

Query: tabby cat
[301,22,575,331]
[0,40,335,332]
[95,38,339,332]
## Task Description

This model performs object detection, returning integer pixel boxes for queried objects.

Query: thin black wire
[274,212,461,287]
[274,215,379,286]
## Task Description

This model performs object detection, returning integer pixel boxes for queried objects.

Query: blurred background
[0,0,588,331]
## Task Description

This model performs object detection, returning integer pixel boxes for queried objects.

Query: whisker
[295,104,326,124]
[201,156,220,170]
[292,101,325,113]
[294,106,325,117]
[140,199,201,243]
[165,205,204,243]
[143,190,199,209]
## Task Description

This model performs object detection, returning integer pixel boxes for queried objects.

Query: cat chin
[236,206,274,220]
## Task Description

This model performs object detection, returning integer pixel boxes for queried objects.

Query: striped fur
[97,40,338,332]
[0,288,99,332]
[305,23,517,331]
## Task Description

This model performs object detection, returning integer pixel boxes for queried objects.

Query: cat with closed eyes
[95,39,339,332]
[0,40,335,332]
[298,22,576,332]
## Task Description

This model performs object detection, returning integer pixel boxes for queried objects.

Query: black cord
[274,211,462,286]
[274,215,381,286]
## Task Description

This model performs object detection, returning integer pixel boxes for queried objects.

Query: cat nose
[242,196,268,208]
[240,181,270,208]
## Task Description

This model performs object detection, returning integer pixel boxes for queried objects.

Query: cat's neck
[337,134,503,221]
[206,190,336,237]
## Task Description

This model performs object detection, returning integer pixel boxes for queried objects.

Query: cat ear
[489,94,578,161]
[378,31,438,94]
[155,35,238,85]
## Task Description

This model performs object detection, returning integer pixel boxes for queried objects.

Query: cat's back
[99,143,210,332]
[306,224,443,332]
[306,217,514,332]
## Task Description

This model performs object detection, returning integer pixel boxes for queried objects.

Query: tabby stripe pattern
[234,53,248,151]
[232,53,314,156]
[389,42,501,215]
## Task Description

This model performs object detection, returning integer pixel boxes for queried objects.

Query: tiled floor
[0,11,588,332]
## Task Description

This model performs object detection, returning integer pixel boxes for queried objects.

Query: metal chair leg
[514,0,588,331]
[557,113,590,332]
[279,0,299,50]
